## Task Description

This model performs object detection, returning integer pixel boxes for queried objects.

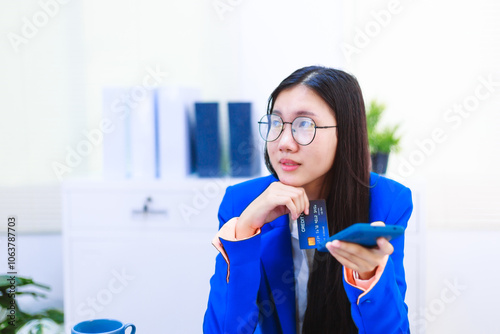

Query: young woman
[203,66,412,333]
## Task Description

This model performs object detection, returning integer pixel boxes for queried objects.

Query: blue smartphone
[317,223,405,252]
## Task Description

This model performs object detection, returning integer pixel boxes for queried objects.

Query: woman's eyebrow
[271,110,317,117]
[295,110,317,117]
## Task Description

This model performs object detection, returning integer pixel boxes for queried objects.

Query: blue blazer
[203,173,413,333]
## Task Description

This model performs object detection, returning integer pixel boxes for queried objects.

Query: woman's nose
[278,123,298,151]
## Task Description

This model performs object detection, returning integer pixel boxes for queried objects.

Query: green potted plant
[0,276,64,333]
[366,100,401,175]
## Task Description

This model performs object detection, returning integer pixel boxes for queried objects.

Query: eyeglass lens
[258,114,316,145]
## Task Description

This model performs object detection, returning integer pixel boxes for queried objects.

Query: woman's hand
[236,182,309,239]
[325,222,394,280]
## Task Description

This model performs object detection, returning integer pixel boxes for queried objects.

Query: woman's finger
[302,188,310,216]
[277,184,308,218]
[376,237,394,255]
[327,249,361,272]
[327,241,375,268]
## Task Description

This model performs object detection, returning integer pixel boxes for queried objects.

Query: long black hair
[264,66,371,333]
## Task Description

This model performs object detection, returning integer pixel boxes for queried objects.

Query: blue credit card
[297,200,330,249]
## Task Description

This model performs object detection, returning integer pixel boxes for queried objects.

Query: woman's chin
[276,174,303,188]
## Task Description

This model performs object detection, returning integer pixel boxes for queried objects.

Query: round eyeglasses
[258,114,337,146]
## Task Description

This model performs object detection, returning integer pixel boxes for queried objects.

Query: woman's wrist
[235,216,259,239]
[357,268,377,280]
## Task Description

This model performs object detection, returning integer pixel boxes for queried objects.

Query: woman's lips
[279,159,301,172]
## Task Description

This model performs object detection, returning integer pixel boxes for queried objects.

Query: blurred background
[0,0,499,333]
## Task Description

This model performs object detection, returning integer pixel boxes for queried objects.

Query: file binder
[228,102,260,177]
[194,102,221,177]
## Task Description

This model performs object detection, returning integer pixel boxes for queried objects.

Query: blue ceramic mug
[71,319,136,334]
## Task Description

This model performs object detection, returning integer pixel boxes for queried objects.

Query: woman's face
[267,84,338,199]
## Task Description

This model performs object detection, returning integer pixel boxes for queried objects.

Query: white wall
[0,1,87,184]
[343,0,500,229]
[422,230,500,333]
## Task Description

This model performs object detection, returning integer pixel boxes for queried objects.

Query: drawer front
[65,186,225,232]
[64,232,217,333]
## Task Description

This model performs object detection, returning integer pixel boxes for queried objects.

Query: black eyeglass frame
[258,114,337,146]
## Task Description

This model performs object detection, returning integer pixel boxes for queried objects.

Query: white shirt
[289,217,315,334]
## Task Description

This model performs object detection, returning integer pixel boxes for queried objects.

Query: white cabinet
[62,179,234,333]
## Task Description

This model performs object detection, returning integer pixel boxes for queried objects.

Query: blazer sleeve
[203,185,263,334]
[343,185,413,334]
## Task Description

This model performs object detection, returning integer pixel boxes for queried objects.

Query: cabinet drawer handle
[132,197,167,217]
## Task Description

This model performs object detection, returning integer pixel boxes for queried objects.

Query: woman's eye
[271,120,281,128]
[298,120,314,128]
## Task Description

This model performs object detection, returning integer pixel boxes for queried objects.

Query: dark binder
[194,102,221,177]
[228,102,260,177]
